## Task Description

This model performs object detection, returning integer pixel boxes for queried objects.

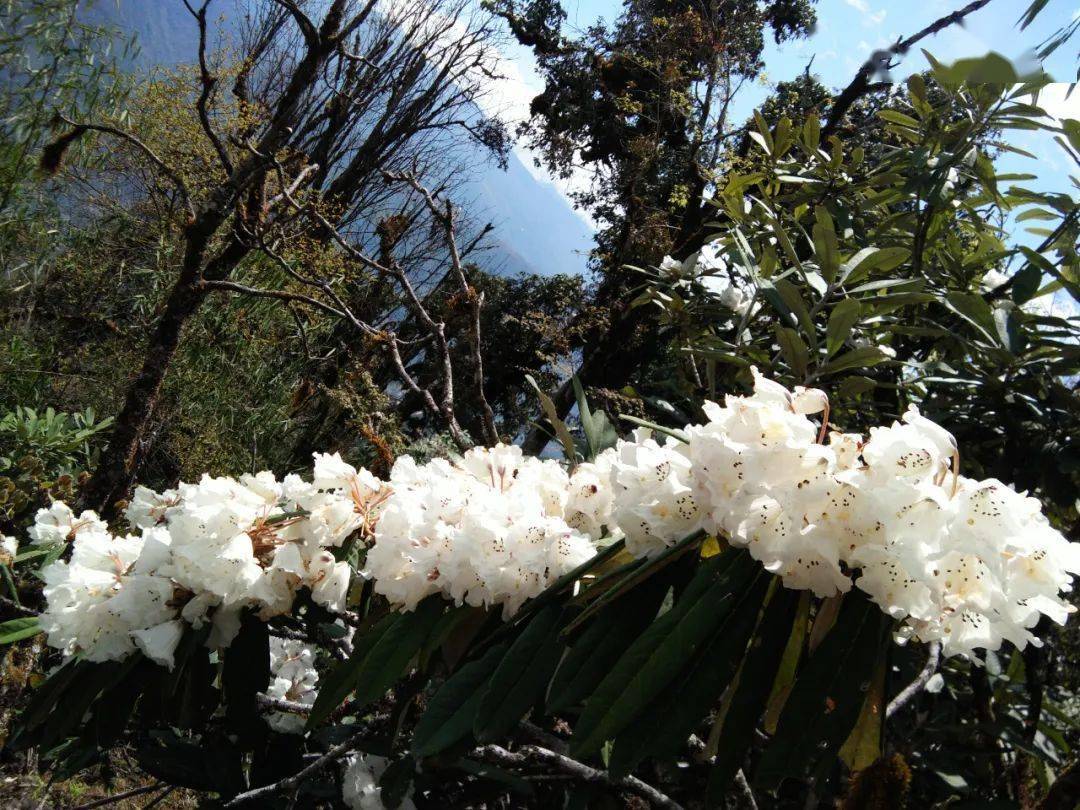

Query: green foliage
[0,0,132,251]
[639,76,1080,527]
[0,405,110,531]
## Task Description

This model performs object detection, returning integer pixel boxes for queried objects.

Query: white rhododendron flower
[0,533,17,565]
[25,368,1078,665]
[28,502,107,545]
[342,753,416,810]
[675,369,1077,656]
[607,430,700,558]
[364,444,596,616]
[125,485,180,529]
[263,637,319,734]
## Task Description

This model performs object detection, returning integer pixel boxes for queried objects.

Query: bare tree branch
[223,723,372,807]
[476,744,684,810]
[385,169,499,445]
[182,0,234,174]
[823,0,994,137]
[70,785,163,810]
[198,278,352,322]
[55,114,194,221]
[269,0,319,46]
[886,641,941,719]
[256,693,313,715]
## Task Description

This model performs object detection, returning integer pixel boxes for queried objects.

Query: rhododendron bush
[2,3,1079,802]
[3,370,1076,805]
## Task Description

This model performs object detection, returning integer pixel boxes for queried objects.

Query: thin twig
[69,783,162,810]
[182,0,233,174]
[0,595,36,617]
[198,279,350,321]
[223,722,374,807]
[823,0,994,137]
[476,744,684,810]
[886,641,941,719]
[141,786,176,809]
[56,114,194,220]
[384,170,498,445]
[257,693,313,715]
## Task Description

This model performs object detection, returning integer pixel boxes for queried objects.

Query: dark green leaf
[843,247,910,285]
[379,755,416,809]
[413,642,509,757]
[474,604,565,742]
[571,551,755,757]
[309,597,445,728]
[825,299,861,358]
[754,594,891,792]
[817,347,890,376]
[549,574,670,713]
[609,573,770,778]
[0,616,40,644]
[812,208,840,283]
[223,612,270,742]
[708,587,802,802]
[1011,265,1042,305]
[136,730,245,796]
[775,326,809,379]
[10,659,87,745]
[946,292,1000,344]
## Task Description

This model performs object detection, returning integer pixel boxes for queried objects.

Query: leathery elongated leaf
[526,374,578,461]
[754,593,891,792]
[308,596,445,728]
[707,587,802,802]
[813,208,840,283]
[570,551,755,757]
[307,612,396,728]
[488,539,627,646]
[40,658,136,752]
[412,641,510,757]
[0,616,40,645]
[344,595,447,709]
[9,659,86,748]
[548,572,671,713]
[223,612,270,741]
[564,529,704,634]
[474,604,565,742]
[826,299,862,357]
[838,647,888,771]
[608,572,771,778]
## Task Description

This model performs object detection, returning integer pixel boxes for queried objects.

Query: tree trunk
[78,224,246,515]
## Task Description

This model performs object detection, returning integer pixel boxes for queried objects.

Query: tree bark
[77,223,246,515]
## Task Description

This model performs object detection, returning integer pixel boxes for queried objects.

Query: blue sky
[493,0,1080,233]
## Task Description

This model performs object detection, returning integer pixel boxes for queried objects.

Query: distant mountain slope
[83,0,593,278]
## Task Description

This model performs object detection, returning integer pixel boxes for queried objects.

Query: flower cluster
[31,454,372,666]
[363,445,600,616]
[264,637,319,734]
[609,369,1079,657]
[25,370,1078,663]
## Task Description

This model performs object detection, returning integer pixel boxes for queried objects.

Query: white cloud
[844,0,869,12]
[1030,83,1080,123]
[865,10,886,26]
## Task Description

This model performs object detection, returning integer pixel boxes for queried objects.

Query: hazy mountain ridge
[83,0,593,278]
